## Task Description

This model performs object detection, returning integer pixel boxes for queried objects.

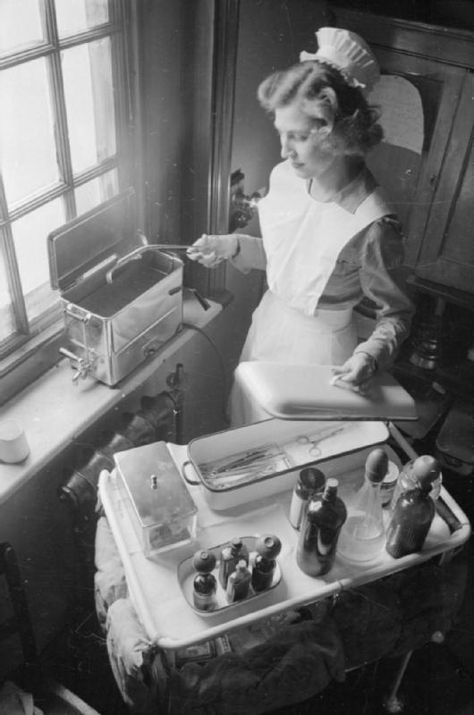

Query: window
[0,0,130,380]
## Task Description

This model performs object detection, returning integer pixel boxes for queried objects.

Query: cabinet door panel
[415,73,474,294]
[368,49,466,267]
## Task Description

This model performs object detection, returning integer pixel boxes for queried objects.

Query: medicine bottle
[218,537,249,589]
[296,478,347,577]
[386,468,436,559]
[192,550,217,611]
[289,467,326,529]
[391,455,442,509]
[251,534,282,592]
[226,560,251,602]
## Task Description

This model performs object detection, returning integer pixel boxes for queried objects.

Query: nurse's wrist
[354,350,378,375]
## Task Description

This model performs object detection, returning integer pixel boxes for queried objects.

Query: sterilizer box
[48,189,183,386]
[113,441,198,556]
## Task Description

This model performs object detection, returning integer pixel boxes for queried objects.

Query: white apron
[229,160,391,427]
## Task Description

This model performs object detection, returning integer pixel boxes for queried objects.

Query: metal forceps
[296,424,346,457]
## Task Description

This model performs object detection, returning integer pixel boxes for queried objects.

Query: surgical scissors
[295,424,346,457]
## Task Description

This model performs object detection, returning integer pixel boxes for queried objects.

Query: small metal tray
[177,536,282,616]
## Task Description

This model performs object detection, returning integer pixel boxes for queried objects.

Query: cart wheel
[383,694,405,713]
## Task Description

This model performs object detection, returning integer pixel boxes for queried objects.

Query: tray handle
[182,460,201,486]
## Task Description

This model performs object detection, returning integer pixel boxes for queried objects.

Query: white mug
[0,419,30,464]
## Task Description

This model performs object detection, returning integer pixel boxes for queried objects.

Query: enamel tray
[177,536,282,616]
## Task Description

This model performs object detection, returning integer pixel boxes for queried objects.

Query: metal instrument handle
[105,244,190,284]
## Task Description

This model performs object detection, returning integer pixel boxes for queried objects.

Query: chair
[0,541,101,714]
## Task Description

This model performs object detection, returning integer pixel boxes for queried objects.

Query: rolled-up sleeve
[353,218,415,370]
[229,234,267,273]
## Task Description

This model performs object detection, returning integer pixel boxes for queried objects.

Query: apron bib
[258,160,391,316]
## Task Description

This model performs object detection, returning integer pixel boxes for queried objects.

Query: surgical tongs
[105,243,193,284]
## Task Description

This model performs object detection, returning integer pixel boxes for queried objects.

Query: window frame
[0,0,133,405]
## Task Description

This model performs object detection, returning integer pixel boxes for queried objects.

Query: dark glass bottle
[391,454,442,509]
[218,537,249,589]
[296,478,347,577]
[192,550,217,611]
[251,534,282,592]
[385,469,436,559]
[226,560,251,602]
[289,467,326,530]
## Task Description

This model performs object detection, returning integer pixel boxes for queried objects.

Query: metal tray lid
[47,188,142,291]
[234,362,418,421]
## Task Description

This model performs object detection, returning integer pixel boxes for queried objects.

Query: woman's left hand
[331,353,377,393]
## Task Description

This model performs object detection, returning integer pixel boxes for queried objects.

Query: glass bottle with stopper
[251,534,282,592]
[192,550,217,611]
[386,466,436,558]
[218,537,249,589]
[337,448,388,563]
[391,454,442,509]
[296,477,347,577]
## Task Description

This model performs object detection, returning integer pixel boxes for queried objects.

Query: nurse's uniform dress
[229,159,414,426]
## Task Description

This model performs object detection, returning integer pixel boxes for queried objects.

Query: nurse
[188,27,414,426]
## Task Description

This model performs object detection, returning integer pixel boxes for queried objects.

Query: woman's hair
[257,61,383,156]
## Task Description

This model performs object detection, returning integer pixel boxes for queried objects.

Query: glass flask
[337,448,388,562]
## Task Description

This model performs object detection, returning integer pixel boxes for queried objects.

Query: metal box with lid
[48,189,183,386]
[113,441,198,557]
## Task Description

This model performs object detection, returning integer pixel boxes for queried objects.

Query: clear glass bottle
[296,478,347,577]
[337,448,388,562]
[390,455,442,510]
[289,467,326,529]
[192,550,217,611]
[386,468,436,559]
[218,537,249,589]
[226,560,252,602]
[251,534,282,592]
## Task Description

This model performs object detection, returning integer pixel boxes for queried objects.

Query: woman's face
[274,103,335,180]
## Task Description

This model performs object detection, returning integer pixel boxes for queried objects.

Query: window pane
[0,59,60,207]
[75,170,119,215]
[0,0,44,58]
[55,0,109,38]
[62,38,116,174]
[12,200,64,321]
[0,250,14,342]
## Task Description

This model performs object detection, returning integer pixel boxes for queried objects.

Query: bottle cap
[412,455,441,490]
[255,534,282,560]
[365,448,389,483]
[323,477,339,500]
[192,550,216,573]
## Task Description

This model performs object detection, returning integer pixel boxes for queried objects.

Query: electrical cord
[182,322,230,426]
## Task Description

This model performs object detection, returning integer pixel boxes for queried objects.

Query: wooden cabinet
[414,73,474,293]
[334,8,474,296]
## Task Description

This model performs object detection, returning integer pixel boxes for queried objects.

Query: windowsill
[0,290,222,506]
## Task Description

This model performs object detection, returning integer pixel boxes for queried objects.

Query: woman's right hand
[186,233,239,268]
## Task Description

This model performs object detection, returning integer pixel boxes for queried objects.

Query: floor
[41,470,474,715]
